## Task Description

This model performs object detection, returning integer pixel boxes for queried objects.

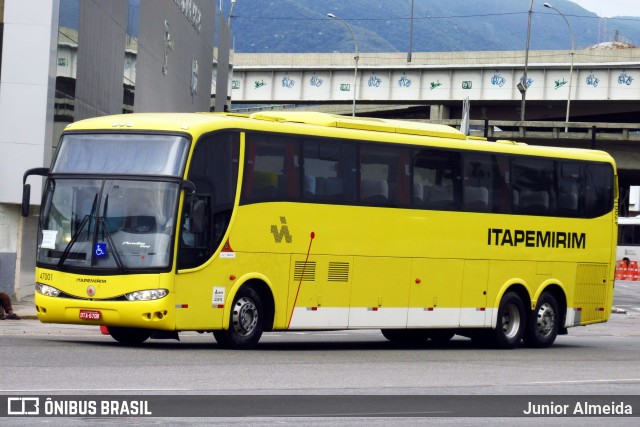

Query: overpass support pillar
[430,104,450,120]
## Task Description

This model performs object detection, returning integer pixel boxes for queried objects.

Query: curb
[14,315,39,320]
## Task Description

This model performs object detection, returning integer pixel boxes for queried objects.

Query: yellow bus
[22,111,617,349]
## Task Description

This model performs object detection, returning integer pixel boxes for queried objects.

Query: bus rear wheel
[523,292,560,348]
[107,326,151,345]
[490,291,525,349]
[214,287,264,349]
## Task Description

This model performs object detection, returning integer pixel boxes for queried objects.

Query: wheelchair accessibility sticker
[94,243,107,258]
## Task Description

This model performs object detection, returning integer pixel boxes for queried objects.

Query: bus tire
[214,287,264,349]
[523,292,560,348]
[490,291,525,349]
[107,326,151,345]
[381,329,429,344]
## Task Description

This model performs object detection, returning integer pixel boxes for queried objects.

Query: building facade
[0,0,216,298]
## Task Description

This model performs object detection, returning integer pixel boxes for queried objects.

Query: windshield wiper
[97,216,127,272]
[57,213,92,267]
[97,194,127,272]
[57,195,97,267]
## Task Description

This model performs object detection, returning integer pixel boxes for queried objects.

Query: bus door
[408,259,463,327]
[174,132,239,330]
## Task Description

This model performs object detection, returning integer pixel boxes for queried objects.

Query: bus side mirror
[182,180,196,194]
[21,184,31,217]
[22,167,49,217]
[189,199,206,233]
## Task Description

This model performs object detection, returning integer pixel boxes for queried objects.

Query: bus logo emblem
[87,286,96,297]
[271,217,292,243]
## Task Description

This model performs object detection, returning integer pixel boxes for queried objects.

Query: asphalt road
[1,282,640,424]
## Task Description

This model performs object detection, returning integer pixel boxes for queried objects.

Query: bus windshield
[35,133,190,271]
[38,179,180,271]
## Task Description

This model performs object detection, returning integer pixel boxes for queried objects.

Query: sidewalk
[9,293,38,320]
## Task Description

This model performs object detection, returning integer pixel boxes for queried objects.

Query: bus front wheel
[107,326,151,345]
[214,287,264,349]
[490,291,526,349]
[523,292,560,348]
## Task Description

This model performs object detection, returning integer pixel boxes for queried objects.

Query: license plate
[79,310,101,321]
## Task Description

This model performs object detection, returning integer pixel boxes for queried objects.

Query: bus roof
[64,111,466,139]
[63,111,615,164]
[247,111,468,140]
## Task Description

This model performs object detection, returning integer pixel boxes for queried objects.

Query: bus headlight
[35,283,61,297]
[124,289,169,301]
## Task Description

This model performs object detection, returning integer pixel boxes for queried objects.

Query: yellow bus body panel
[34,268,176,329]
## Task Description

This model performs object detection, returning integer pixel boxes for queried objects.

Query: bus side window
[585,163,614,218]
[242,134,300,203]
[413,149,461,211]
[511,157,556,216]
[462,152,494,212]
[557,161,582,216]
[301,138,356,204]
[359,144,410,207]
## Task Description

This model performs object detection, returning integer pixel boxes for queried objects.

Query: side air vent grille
[328,262,350,282]
[294,261,316,282]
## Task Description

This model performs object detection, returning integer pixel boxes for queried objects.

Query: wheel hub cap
[232,297,258,336]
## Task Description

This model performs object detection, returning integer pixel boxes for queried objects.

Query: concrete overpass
[230,49,640,122]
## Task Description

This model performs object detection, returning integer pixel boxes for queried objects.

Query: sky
[570,0,640,17]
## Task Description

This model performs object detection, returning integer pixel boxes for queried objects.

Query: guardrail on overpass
[419,118,640,178]
[231,50,640,104]
[425,119,639,144]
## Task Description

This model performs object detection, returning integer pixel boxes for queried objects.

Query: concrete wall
[0,204,18,295]
[134,0,214,113]
[0,0,58,298]
[0,0,58,205]
[233,49,640,67]
[75,0,128,120]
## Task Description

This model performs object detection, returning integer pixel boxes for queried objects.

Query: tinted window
[557,161,582,216]
[462,152,504,212]
[242,134,300,203]
[360,144,410,206]
[236,131,615,219]
[511,157,556,216]
[179,132,239,269]
[585,163,614,217]
[301,139,356,203]
[413,150,461,210]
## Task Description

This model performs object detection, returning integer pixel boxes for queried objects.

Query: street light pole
[229,0,236,25]
[408,0,414,62]
[327,13,359,117]
[544,2,574,132]
[520,0,534,123]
